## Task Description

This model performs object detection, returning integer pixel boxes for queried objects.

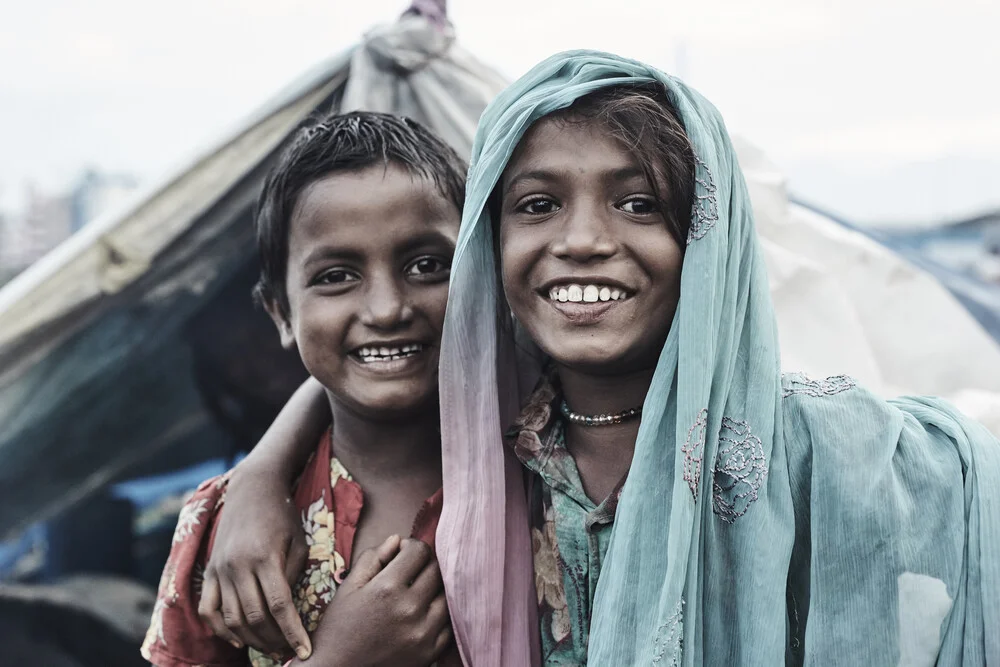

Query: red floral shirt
[141,430,456,667]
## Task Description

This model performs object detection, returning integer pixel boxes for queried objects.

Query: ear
[263,298,297,350]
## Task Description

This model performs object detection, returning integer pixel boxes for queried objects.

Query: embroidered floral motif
[781,372,857,398]
[687,155,719,243]
[171,498,208,544]
[652,599,684,665]
[681,409,709,500]
[713,417,768,523]
[532,503,571,643]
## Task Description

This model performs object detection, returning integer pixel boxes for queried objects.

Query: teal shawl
[435,50,1000,666]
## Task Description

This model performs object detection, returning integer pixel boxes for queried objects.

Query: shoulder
[142,471,243,666]
[780,372,902,459]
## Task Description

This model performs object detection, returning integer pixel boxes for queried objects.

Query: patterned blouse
[141,430,458,667]
[506,370,625,666]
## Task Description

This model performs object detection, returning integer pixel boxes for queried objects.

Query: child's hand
[300,535,451,667]
[197,466,311,660]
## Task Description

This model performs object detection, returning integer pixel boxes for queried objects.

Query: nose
[360,274,414,330]
[551,199,617,263]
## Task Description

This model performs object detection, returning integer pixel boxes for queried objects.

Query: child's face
[498,116,684,376]
[271,164,458,419]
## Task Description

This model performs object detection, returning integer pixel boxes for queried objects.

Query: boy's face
[498,116,683,377]
[270,164,458,420]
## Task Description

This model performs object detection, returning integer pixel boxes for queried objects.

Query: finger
[258,560,311,660]
[373,538,433,586]
[219,576,269,651]
[233,573,287,651]
[198,574,244,649]
[422,597,452,662]
[284,534,309,587]
[347,534,402,588]
[423,592,450,633]
[409,557,443,604]
[430,625,453,660]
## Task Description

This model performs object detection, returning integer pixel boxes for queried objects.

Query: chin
[544,344,629,373]
[351,387,439,420]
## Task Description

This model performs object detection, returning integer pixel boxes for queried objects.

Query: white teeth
[356,343,423,362]
[548,284,628,303]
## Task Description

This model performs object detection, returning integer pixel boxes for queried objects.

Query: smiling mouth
[351,343,426,364]
[545,283,631,304]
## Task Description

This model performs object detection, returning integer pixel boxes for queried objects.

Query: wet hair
[489,82,696,247]
[254,111,467,317]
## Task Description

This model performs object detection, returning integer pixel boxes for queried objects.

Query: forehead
[288,163,459,256]
[504,115,640,180]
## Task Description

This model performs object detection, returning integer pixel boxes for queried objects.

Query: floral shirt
[506,370,625,666]
[141,429,457,667]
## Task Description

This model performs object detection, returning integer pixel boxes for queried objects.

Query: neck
[554,363,655,501]
[557,363,654,418]
[329,397,442,494]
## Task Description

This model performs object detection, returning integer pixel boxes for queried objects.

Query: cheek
[291,296,349,353]
[498,227,538,303]
[416,285,450,332]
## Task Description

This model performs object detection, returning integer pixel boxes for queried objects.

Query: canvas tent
[1,4,1000,542]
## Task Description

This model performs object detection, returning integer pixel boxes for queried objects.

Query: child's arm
[198,377,330,661]
[288,537,452,667]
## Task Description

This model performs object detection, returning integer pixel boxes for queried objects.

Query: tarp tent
[0,6,507,538]
[1,4,999,540]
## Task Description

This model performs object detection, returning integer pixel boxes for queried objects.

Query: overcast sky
[1,0,998,223]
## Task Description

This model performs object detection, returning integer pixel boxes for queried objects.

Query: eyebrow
[300,229,456,268]
[393,229,457,256]
[504,166,647,194]
[301,246,364,267]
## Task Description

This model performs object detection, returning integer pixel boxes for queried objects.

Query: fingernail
[230,639,243,649]
[297,646,311,660]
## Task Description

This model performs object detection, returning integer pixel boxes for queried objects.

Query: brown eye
[314,269,360,285]
[618,196,659,215]
[520,197,560,215]
[405,256,450,277]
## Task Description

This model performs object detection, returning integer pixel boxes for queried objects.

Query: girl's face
[498,116,684,376]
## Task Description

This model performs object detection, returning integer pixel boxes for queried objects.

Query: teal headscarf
[435,50,1000,666]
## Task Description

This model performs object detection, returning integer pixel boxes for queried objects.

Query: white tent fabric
[737,137,1000,433]
[0,13,997,536]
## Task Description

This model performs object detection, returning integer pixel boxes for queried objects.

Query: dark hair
[254,111,467,317]
[489,82,695,247]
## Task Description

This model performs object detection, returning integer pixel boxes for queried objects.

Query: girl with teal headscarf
[435,50,1000,666]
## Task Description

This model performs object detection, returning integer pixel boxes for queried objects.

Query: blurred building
[0,185,72,272]
[69,169,139,233]
[0,170,139,276]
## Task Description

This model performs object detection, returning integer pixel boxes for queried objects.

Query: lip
[349,351,430,376]
[538,275,633,294]
[544,298,623,325]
